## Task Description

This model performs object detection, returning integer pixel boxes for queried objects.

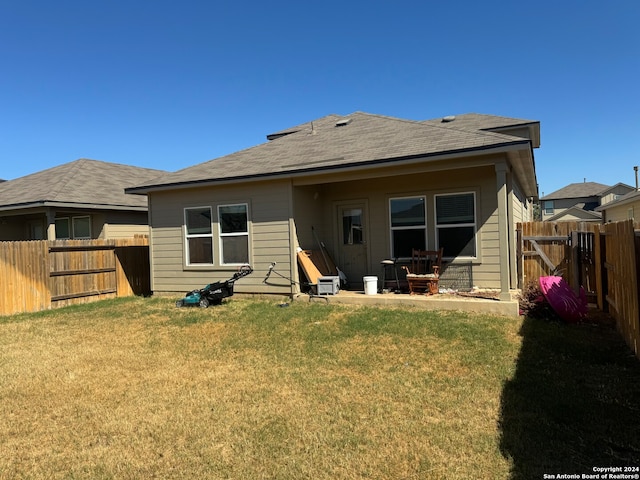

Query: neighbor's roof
[546,206,603,222]
[0,159,166,212]
[595,189,640,211]
[128,111,537,194]
[541,182,611,200]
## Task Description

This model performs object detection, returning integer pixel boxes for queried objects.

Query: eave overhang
[126,140,534,196]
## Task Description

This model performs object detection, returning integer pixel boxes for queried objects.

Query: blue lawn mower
[175,265,253,308]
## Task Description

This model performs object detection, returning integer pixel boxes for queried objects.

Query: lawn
[1,297,638,479]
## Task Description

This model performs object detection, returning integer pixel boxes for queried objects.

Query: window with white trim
[435,192,476,258]
[218,203,249,265]
[389,196,426,258]
[185,207,213,265]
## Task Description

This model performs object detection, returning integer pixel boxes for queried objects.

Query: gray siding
[303,163,503,289]
[148,180,293,295]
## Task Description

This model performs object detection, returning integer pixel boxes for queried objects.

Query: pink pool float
[539,276,588,323]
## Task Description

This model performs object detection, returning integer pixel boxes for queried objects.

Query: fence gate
[517,221,599,299]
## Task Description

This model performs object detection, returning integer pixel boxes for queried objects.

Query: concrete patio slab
[295,290,521,317]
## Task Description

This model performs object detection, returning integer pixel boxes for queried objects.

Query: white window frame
[389,195,427,258]
[72,215,92,239]
[434,191,477,259]
[217,203,249,265]
[184,206,214,266]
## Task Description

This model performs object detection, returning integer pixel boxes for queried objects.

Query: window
[55,215,91,239]
[218,204,249,264]
[435,192,476,258]
[185,207,213,265]
[544,200,554,215]
[389,196,426,258]
[55,217,70,239]
[72,216,91,239]
[342,208,364,245]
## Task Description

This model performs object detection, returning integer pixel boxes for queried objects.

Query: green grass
[0,297,638,479]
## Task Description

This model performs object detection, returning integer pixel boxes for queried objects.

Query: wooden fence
[599,220,640,358]
[518,220,640,359]
[517,221,600,296]
[0,237,150,316]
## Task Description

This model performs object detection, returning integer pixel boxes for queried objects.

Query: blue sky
[1,1,638,196]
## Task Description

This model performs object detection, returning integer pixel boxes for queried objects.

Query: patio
[294,289,521,317]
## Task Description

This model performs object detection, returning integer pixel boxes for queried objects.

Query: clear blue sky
[1,1,638,196]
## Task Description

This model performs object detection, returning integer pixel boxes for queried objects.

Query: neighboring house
[126,112,540,301]
[0,159,166,241]
[595,189,640,223]
[541,181,634,222]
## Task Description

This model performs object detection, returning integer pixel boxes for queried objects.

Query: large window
[55,216,91,239]
[218,203,249,265]
[435,192,476,258]
[185,207,213,265]
[389,196,426,258]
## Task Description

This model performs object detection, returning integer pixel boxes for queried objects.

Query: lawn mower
[175,265,253,308]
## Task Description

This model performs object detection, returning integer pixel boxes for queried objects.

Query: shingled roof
[128,111,537,194]
[541,182,611,200]
[0,159,166,212]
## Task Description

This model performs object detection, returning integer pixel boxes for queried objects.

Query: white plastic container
[363,276,378,295]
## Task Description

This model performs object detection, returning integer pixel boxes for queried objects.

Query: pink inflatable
[539,276,588,323]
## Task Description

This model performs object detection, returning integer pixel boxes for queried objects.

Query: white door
[337,202,369,287]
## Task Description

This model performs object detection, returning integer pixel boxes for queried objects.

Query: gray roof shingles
[0,159,166,210]
[130,111,533,192]
[541,182,611,200]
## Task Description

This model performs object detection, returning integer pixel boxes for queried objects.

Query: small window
[55,217,70,239]
[628,208,634,220]
[342,208,364,245]
[218,204,249,264]
[389,196,426,258]
[185,207,213,265]
[435,192,476,258]
[544,200,554,215]
[72,216,91,239]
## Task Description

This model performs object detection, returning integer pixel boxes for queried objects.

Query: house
[540,181,634,222]
[0,159,166,241]
[126,112,540,301]
[595,189,640,224]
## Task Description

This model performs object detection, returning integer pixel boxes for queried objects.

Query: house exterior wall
[102,211,150,239]
[0,209,149,241]
[147,179,294,295]
[146,153,529,295]
[541,196,598,221]
[600,185,635,206]
[602,200,640,223]
[296,162,508,290]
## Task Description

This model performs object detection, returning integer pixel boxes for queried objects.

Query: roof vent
[335,117,352,127]
[442,115,456,123]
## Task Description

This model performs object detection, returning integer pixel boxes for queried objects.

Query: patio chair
[401,248,443,295]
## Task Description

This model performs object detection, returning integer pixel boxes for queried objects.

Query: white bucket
[363,276,378,295]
